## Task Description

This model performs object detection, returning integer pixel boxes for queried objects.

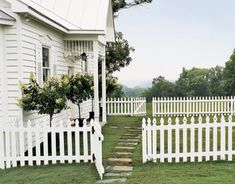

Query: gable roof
[0,9,15,25]
[7,0,115,40]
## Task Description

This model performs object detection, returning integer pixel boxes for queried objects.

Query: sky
[114,0,235,88]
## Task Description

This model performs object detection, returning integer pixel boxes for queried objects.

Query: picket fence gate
[105,97,146,116]
[0,119,104,179]
[152,96,235,117]
[142,115,235,163]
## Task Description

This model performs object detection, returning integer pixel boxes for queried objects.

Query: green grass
[1,103,235,184]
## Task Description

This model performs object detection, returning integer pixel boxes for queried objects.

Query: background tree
[142,76,176,101]
[112,0,153,14]
[221,49,235,96]
[175,67,211,96]
[102,0,153,97]
[208,65,224,96]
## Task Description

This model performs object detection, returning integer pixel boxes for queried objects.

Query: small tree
[67,73,93,120]
[18,75,69,127]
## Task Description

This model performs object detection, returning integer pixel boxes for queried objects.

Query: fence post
[131,97,134,116]
[228,115,233,161]
[0,124,4,169]
[142,118,147,163]
[220,115,226,160]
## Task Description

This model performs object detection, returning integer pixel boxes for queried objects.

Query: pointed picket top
[198,115,202,123]
[83,119,88,127]
[168,117,172,125]
[183,117,187,124]
[221,115,225,123]
[147,118,151,126]
[228,115,232,122]
[213,115,217,123]
[160,117,164,125]
[153,118,157,127]
[206,116,210,124]
[75,119,79,127]
[190,116,195,124]
[175,117,180,125]
[142,118,146,127]
[26,120,31,128]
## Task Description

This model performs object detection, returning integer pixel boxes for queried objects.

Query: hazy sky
[114,0,235,87]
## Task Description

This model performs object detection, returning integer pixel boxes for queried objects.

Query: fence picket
[168,118,172,163]
[213,116,217,161]
[205,116,210,161]
[190,117,195,162]
[142,115,235,164]
[160,118,165,163]
[152,96,235,117]
[198,116,203,162]
[0,118,104,179]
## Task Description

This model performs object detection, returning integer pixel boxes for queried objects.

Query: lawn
[1,103,235,184]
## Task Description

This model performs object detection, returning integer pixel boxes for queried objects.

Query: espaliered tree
[18,75,69,127]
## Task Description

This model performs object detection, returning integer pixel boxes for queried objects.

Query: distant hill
[122,85,146,97]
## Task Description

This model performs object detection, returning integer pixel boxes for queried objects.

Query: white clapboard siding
[142,115,234,163]
[0,118,104,179]
[152,96,235,117]
[104,97,146,116]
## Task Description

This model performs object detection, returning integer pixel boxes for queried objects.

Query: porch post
[102,57,107,123]
[93,40,99,122]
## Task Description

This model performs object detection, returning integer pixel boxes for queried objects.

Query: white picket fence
[0,119,104,179]
[142,115,235,163]
[106,97,146,116]
[152,96,235,117]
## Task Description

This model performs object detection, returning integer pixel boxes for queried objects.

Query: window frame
[42,46,51,82]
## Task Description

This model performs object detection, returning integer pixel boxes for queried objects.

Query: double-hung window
[42,47,50,82]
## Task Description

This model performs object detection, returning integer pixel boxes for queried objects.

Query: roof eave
[0,19,15,25]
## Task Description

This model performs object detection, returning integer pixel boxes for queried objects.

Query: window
[42,47,50,82]
[68,66,74,77]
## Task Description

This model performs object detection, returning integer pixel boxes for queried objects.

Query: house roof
[0,10,15,21]
[0,9,15,25]
[8,0,115,40]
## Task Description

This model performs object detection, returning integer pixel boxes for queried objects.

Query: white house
[0,0,115,125]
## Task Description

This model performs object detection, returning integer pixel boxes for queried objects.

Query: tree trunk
[49,114,53,127]
[78,103,81,119]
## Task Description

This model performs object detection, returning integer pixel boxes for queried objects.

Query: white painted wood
[105,97,146,116]
[0,118,104,179]
[142,115,235,164]
[152,96,235,117]
[102,57,107,123]
[93,40,99,122]
[142,118,147,163]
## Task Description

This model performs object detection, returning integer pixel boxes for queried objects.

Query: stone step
[106,166,133,172]
[124,126,132,129]
[105,172,132,177]
[121,136,141,139]
[115,146,135,150]
[122,133,139,136]
[128,129,141,132]
[114,152,133,155]
[96,178,127,184]
[108,158,132,163]
[119,139,139,142]
[110,126,118,129]
[118,142,138,146]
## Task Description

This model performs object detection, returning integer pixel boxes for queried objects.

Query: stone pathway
[96,126,141,184]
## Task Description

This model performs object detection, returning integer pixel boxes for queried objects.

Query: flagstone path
[96,126,142,183]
